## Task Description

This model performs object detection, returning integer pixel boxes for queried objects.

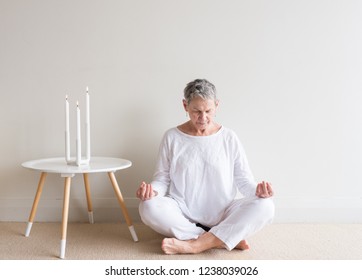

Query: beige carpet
[0,222,361,260]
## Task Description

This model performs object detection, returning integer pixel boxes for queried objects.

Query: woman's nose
[199,112,207,119]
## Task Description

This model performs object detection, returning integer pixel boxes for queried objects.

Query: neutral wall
[1,0,361,223]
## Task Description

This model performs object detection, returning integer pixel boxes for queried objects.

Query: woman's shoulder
[163,127,180,136]
[159,127,182,143]
[220,126,238,137]
[220,127,245,146]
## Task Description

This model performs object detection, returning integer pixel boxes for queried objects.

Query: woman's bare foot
[161,232,225,255]
[235,240,250,250]
[161,233,249,255]
[162,238,195,255]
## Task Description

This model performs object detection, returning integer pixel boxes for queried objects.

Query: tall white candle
[76,101,81,166]
[65,95,70,162]
[85,87,90,161]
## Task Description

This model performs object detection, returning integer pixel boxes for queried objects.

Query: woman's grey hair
[183,79,217,104]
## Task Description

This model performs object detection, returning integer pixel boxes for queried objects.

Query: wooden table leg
[60,176,71,259]
[25,172,47,237]
[83,173,94,224]
[108,171,138,242]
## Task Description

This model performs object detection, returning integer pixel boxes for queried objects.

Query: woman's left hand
[256,181,274,198]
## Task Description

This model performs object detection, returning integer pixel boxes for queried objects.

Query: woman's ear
[182,99,188,111]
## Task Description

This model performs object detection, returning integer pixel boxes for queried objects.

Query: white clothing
[139,126,274,249]
[140,195,274,250]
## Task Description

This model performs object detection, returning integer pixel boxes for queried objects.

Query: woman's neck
[177,121,221,136]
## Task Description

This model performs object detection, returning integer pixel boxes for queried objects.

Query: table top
[22,157,132,174]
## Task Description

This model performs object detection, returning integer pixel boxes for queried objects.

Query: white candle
[65,95,70,162]
[76,101,81,166]
[85,87,90,161]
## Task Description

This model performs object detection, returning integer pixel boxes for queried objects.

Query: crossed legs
[139,196,274,254]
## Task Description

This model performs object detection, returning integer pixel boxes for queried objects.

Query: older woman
[136,79,274,254]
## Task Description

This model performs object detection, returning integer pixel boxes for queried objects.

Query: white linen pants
[139,195,275,250]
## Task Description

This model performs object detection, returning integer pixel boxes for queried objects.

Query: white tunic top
[151,126,257,226]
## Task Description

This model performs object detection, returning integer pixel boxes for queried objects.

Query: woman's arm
[136,132,171,200]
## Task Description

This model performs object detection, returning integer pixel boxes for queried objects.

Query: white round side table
[22,156,138,259]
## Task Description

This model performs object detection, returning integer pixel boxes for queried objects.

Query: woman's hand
[136,181,157,201]
[256,181,274,198]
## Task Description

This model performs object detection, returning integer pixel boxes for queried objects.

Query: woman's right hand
[136,181,157,201]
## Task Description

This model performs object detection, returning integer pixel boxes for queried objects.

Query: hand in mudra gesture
[136,182,158,201]
[256,181,274,198]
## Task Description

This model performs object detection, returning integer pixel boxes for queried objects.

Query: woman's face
[184,96,218,131]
